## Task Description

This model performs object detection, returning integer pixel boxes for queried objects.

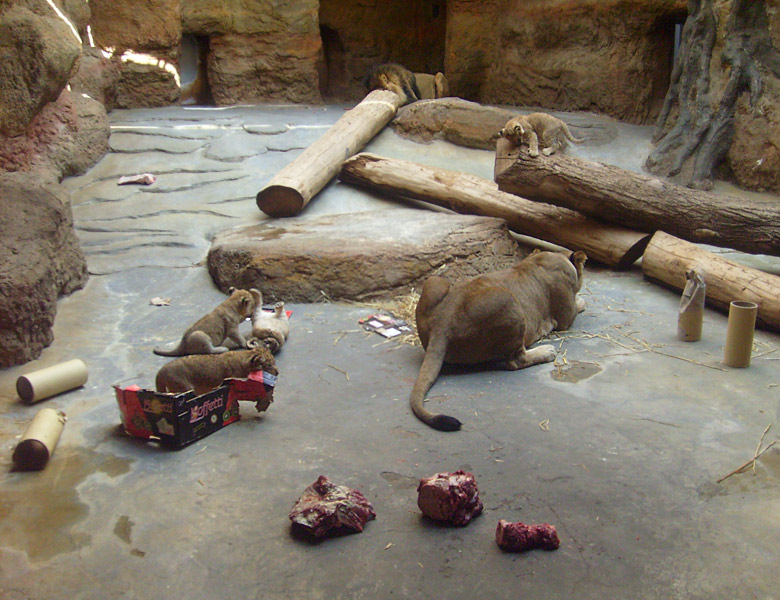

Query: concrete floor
[1,104,779,600]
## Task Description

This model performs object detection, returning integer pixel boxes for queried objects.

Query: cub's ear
[227,286,237,295]
[514,124,524,136]
[570,250,587,267]
[498,128,507,138]
[531,248,542,255]
[246,337,260,349]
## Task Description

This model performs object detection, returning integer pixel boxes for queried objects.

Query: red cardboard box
[114,371,276,447]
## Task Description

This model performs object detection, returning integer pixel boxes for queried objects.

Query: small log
[256,90,405,217]
[496,151,780,257]
[642,231,780,332]
[339,153,651,269]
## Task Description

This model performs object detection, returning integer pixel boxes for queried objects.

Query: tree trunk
[646,0,780,190]
[340,153,651,269]
[255,90,405,218]
[496,151,780,256]
[642,231,780,332]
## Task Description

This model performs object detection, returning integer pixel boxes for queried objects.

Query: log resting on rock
[340,153,650,269]
[256,90,405,218]
[496,151,780,257]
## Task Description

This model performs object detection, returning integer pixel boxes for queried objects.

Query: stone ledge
[207,209,526,303]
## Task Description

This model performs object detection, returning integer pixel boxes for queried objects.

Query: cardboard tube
[16,359,88,403]
[723,301,758,368]
[677,269,705,342]
[12,408,67,470]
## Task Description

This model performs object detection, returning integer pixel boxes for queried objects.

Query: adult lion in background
[410,250,587,431]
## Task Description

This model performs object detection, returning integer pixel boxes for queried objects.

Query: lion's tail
[409,335,462,432]
[564,123,585,144]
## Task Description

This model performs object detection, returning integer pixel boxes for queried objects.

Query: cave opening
[180,34,214,106]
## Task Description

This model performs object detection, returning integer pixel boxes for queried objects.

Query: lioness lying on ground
[411,250,587,431]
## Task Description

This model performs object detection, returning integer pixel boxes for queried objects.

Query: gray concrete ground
[1,104,779,600]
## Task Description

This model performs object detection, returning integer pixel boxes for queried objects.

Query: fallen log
[642,231,780,332]
[496,151,780,257]
[256,90,405,218]
[494,137,521,181]
[339,153,651,269]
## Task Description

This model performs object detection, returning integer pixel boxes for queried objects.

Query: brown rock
[0,1,82,136]
[0,88,109,180]
[0,173,88,368]
[89,0,181,108]
[207,210,526,303]
[70,47,121,110]
[446,0,687,125]
[208,32,322,105]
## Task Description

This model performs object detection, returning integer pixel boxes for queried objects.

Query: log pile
[495,151,780,257]
[340,153,651,269]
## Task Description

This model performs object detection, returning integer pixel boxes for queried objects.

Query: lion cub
[153,287,260,356]
[499,113,584,157]
[246,290,290,354]
[363,63,421,105]
[155,347,278,396]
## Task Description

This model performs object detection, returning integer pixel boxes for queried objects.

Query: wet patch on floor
[0,447,133,561]
[550,360,603,383]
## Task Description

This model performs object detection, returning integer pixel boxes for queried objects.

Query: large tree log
[256,90,405,218]
[339,153,651,269]
[496,151,780,257]
[642,231,780,332]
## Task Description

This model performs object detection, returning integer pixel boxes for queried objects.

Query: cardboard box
[114,371,276,447]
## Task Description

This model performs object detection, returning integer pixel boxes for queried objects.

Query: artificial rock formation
[207,210,526,303]
[0,174,89,368]
[446,0,687,125]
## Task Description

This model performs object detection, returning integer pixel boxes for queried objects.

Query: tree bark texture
[642,231,780,332]
[340,153,651,269]
[646,0,780,190]
[496,151,780,257]
[255,90,405,218]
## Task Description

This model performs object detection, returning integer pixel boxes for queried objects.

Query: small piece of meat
[416,470,483,526]
[289,475,376,538]
[495,519,560,552]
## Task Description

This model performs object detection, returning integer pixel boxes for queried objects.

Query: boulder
[207,210,526,303]
[0,173,88,368]
[88,0,181,108]
[0,1,82,136]
[0,88,109,181]
[69,46,121,110]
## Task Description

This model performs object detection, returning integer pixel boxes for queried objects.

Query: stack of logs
[255,94,780,332]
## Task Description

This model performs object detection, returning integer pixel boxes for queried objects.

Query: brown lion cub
[499,113,584,157]
[155,347,278,396]
[153,287,260,356]
[411,250,587,431]
[363,63,421,105]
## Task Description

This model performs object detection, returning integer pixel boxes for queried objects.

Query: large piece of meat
[289,475,376,538]
[416,470,483,526]
[495,519,560,552]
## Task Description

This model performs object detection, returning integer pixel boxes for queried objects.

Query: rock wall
[182,0,322,105]
[446,0,687,125]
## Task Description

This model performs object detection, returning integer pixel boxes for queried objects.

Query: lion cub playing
[153,287,260,356]
[246,291,290,354]
[411,250,587,431]
[155,347,277,396]
[499,113,584,157]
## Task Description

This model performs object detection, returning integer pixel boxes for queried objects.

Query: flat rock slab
[207,209,526,302]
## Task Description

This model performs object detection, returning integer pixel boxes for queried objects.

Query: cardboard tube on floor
[16,359,88,403]
[723,301,758,368]
[677,269,705,342]
[12,408,67,470]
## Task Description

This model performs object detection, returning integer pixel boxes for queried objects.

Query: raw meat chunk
[495,519,560,552]
[416,470,483,526]
[289,475,376,538]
